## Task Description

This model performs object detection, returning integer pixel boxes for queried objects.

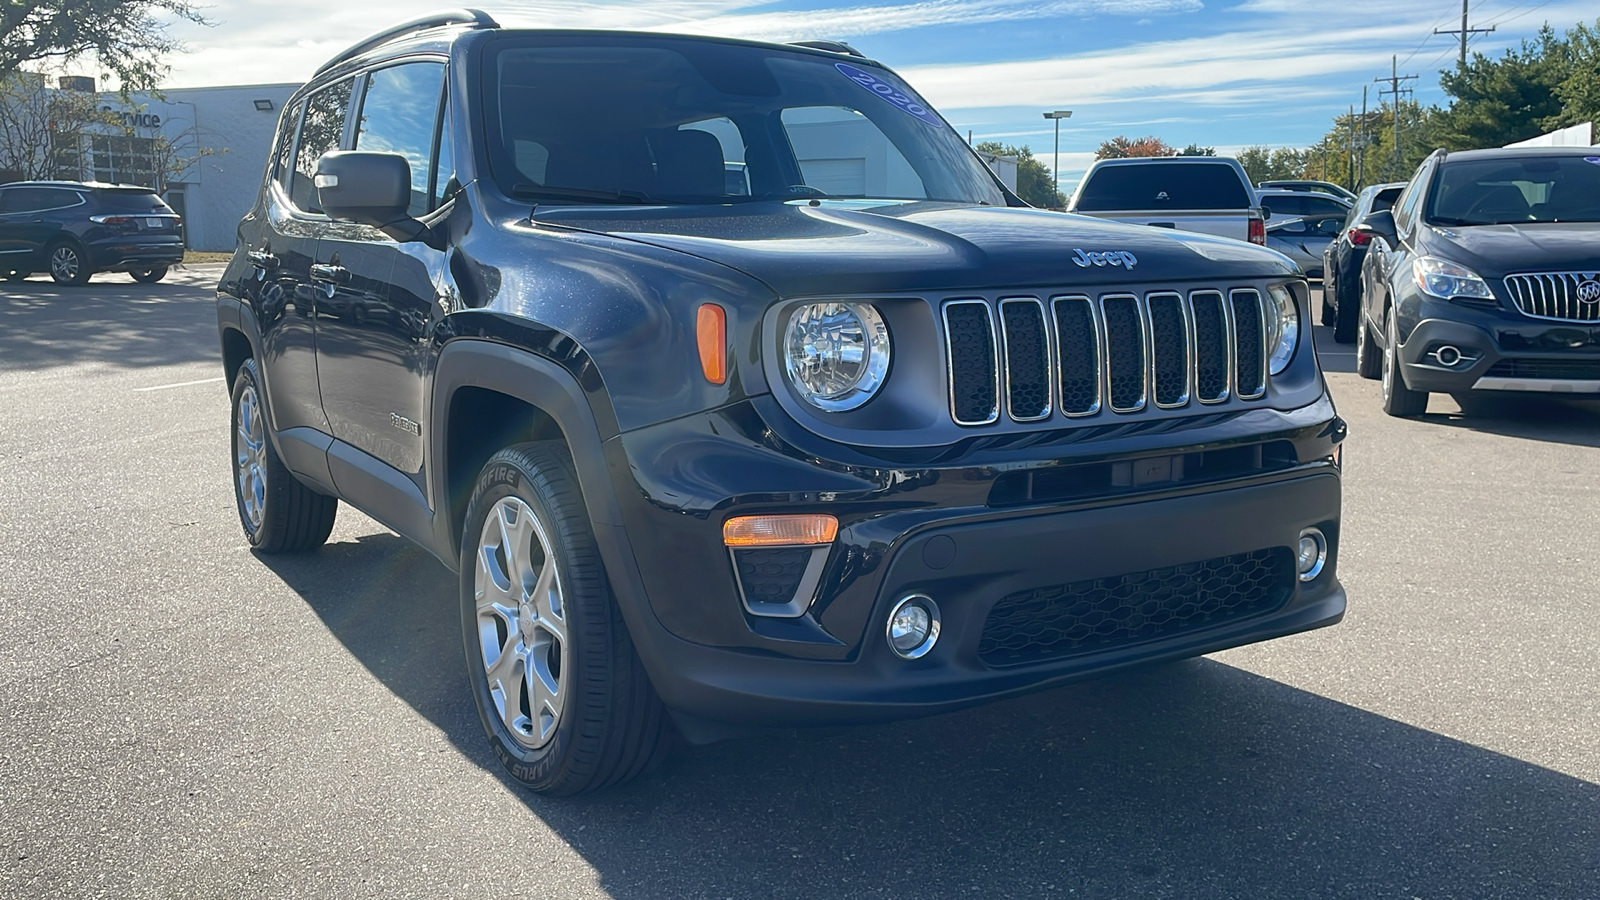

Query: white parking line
[134,376,226,392]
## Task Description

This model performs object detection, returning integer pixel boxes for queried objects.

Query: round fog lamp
[886,595,940,659]
[1296,528,1327,582]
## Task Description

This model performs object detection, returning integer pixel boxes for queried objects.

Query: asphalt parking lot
[1,270,1597,899]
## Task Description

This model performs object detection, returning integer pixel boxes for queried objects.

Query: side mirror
[1355,209,1397,244]
[316,151,411,226]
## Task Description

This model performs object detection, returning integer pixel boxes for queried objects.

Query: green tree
[975,141,1062,208]
[0,0,207,92]
[1177,143,1216,156]
[1235,145,1311,184]
[1434,25,1574,148]
[1550,20,1600,128]
[1095,135,1177,159]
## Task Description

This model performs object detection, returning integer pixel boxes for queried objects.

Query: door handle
[248,250,279,269]
[309,264,349,284]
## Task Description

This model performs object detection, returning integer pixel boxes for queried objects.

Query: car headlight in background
[1265,284,1300,375]
[1412,256,1494,301]
[783,302,891,411]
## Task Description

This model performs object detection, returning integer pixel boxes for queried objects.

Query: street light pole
[1042,110,1072,204]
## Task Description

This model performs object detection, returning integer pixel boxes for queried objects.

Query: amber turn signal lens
[697,303,727,385]
[723,515,838,547]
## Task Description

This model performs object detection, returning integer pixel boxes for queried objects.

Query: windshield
[482,35,1006,206]
[1427,155,1600,225]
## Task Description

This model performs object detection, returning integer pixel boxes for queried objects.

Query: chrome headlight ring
[783,302,891,411]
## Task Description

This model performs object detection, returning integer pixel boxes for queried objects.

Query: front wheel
[48,243,91,285]
[1381,309,1429,417]
[461,442,671,795]
[1356,313,1382,379]
[230,359,338,551]
[131,265,169,284]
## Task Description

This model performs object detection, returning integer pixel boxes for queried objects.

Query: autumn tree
[0,70,120,182]
[1094,135,1177,159]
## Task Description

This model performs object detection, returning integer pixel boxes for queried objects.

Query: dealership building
[12,79,1017,253]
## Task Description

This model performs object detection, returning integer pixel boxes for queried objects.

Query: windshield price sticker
[836,63,943,126]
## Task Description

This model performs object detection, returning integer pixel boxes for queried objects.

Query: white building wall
[1505,122,1595,148]
[162,84,299,251]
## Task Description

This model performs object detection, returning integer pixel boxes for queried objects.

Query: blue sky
[165,0,1597,191]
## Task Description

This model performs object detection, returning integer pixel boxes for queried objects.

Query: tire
[1332,287,1358,344]
[1355,312,1382,379]
[1319,280,1336,326]
[131,265,169,284]
[1381,308,1428,418]
[460,442,671,795]
[47,242,91,286]
[230,359,338,552]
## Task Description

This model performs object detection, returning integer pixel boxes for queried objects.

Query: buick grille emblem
[1578,279,1600,305]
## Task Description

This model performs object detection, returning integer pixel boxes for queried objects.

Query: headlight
[1412,256,1494,301]
[783,302,891,411]
[1265,284,1300,375]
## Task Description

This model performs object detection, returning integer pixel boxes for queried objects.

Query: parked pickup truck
[1067,157,1268,246]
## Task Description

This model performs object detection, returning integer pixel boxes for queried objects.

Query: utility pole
[1345,105,1355,192]
[1356,85,1368,190]
[1375,55,1417,175]
[1435,0,1495,74]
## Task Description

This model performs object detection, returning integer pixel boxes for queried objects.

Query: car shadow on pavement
[1416,393,1600,449]
[259,532,1600,899]
[1311,324,1357,375]
[0,271,222,372]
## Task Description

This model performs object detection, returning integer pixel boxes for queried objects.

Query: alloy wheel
[475,497,568,750]
[50,247,79,282]
[235,384,267,531]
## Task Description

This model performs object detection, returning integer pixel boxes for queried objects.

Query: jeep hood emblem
[1072,249,1138,269]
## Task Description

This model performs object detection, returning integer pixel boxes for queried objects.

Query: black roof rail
[788,40,865,58]
[314,8,499,76]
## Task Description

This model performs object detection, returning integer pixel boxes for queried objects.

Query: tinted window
[272,100,304,190]
[0,190,23,213]
[1371,187,1403,212]
[5,187,82,212]
[1393,170,1427,231]
[95,190,170,212]
[354,62,446,217]
[485,36,1004,206]
[292,79,354,213]
[1075,163,1251,211]
[1428,154,1600,225]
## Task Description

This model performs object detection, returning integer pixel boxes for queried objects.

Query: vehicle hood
[1426,222,1600,276]
[533,200,1297,296]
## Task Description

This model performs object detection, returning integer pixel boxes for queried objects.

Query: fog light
[1435,345,1462,367]
[1297,528,1327,582]
[886,594,940,659]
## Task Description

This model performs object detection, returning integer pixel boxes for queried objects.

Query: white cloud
[663,0,1202,43]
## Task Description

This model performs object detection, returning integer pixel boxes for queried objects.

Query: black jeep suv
[0,181,183,284]
[1354,148,1600,416]
[217,11,1347,793]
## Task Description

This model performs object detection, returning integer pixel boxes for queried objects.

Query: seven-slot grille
[1504,272,1600,323]
[943,288,1269,426]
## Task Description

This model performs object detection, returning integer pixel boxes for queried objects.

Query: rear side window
[1075,163,1251,211]
[353,61,447,217]
[2,187,82,212]
[95,190,170,212]
[271,101,304,190]
[291,79,354,214]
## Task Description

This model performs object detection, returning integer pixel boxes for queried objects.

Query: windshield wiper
[511,184,669,205]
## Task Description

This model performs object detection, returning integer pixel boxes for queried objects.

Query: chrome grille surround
[1504,272,1600,323]
[998,297,1053,421]
[942,299,1001,425]
[943,285,1276,426]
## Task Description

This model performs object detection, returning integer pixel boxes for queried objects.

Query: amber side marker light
[697,303,727,385]
[723,515,838,547]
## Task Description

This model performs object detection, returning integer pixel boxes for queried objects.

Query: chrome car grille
[1504,272,1600,323]
[942,288,1269,426]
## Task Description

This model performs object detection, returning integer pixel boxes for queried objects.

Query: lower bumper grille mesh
[977,547,1294,667]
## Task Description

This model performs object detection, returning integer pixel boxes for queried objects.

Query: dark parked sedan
[1355,148,1600,417]
[1320,182,1405,341]
[0,181,184,285]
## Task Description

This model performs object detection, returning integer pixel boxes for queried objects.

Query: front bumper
[603,395,1346,726]
[1396,309,1600,395]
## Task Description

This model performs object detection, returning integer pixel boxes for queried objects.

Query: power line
[1435,0,1496,74]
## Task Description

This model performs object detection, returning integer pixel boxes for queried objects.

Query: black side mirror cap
[1355,208,1397,242]
[315,150,443,248]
